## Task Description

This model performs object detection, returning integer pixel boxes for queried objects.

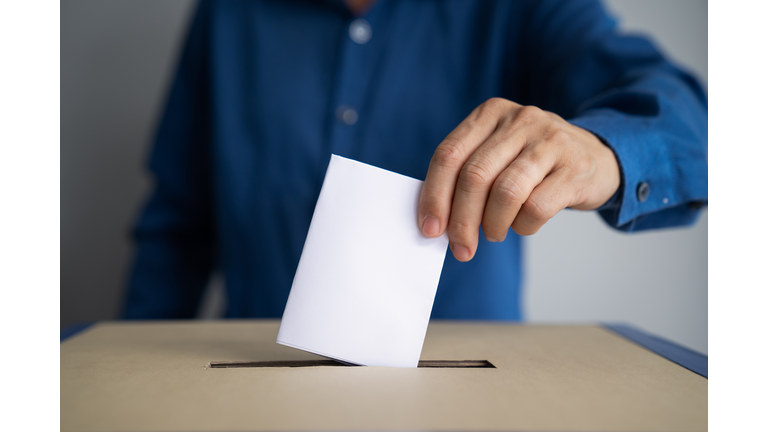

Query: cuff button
[636,181,650,203]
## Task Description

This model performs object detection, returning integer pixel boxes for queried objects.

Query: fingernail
[451,243,471,261]
[422,215,440,237]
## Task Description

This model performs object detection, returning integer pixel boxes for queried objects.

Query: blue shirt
[124,0,708,320]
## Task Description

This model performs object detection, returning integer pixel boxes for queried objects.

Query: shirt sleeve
[123,1,216,318]
[518,0,708,231]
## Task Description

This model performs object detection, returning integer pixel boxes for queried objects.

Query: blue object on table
[60,322,95,342]
[604,323,708,378]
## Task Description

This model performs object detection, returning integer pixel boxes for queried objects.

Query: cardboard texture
[61,321,707,432]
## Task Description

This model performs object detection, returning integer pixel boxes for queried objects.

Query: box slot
[209,360,495,368]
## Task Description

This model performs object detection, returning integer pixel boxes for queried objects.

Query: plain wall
[61,0,708,353]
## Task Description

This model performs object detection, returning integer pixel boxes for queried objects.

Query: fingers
[480,143,559,242]
[421,99,577,262]
[446,126,538,260]
[419,98,517,238]
[511,167,576,236]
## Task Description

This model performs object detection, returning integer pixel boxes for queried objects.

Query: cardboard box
[61,320,706,431]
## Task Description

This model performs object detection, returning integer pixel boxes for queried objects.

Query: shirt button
[336,105,358,125]
[349,19,372,44]
[636,181,650,203]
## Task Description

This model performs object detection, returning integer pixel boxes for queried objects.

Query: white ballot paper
[277,154,449,368]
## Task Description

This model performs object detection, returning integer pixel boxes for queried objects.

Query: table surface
[60,320,707,432]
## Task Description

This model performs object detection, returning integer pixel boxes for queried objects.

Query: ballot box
[60,320,707,432]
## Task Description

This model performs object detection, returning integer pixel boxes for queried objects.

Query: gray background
[61,0,708,353]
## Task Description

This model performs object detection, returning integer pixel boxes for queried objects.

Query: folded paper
[277,154,449,367]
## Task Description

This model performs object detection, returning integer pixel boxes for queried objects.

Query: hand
[418,98,620,262]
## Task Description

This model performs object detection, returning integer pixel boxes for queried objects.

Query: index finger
[418,98,512,237]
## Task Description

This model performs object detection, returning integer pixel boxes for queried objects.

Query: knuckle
[522,198,552,222]
[485,97,509,109]
[448,217,477,243]
[515,105,544,125]
[547,128,571,145]
[458,160,495,191]
[432,140,464,168]
[525,144,549,166]
[449,217,475,234]
[476,97,508,120]
[514,157,540,180]
[493,176,526,206]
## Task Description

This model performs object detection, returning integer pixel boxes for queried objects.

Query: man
[124,0,707,320]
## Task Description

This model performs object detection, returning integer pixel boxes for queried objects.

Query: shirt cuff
[569,110,704,230]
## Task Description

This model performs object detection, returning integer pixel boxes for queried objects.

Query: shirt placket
[326,9,381,160]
